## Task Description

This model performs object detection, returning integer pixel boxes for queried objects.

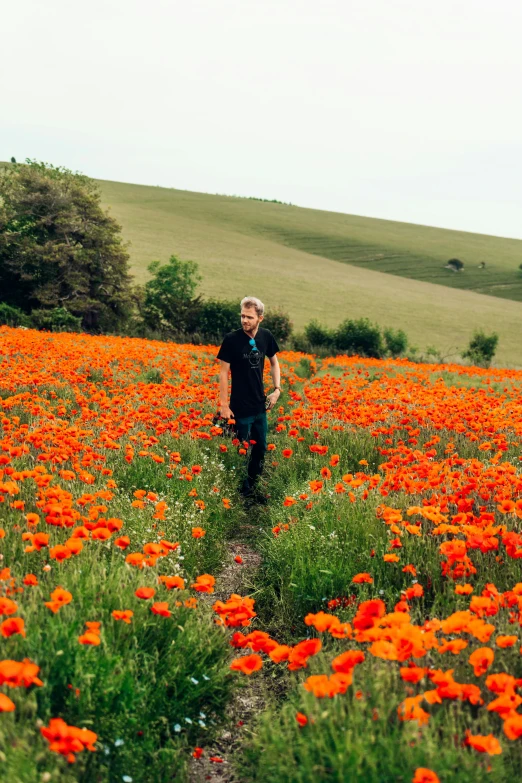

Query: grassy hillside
[99,179,522,299]
[98,178,522,366]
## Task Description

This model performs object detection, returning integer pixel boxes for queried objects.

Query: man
[217,296,281,500]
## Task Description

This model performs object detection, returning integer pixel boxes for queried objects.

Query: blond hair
[240,296,265,317]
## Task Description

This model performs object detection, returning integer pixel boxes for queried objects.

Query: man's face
[241,307,262,333]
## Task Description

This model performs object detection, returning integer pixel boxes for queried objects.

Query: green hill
[95,178,522,367]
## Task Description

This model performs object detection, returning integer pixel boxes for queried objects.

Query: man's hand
[220,405,234,420]
[266,390,280,410]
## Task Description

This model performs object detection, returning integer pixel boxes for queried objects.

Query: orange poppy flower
[465,731,502,755]
[135,587,155,600]
[0,617,26,638]
[229,654,263,675]
[0,693,16,712]
[112,610,133,624]
[413,770,440,783]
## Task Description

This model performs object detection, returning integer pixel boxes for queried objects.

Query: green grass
[97,178,522,366]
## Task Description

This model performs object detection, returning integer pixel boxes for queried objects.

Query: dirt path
[188,525,265,783]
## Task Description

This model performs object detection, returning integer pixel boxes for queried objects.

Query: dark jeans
[235,411,268,494]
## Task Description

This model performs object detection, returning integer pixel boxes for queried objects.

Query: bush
[291,333,311,353]
[333,318,384,358]
[262,308,293,343]
[186,299,238,339]
[31,307,82,332]
[184,299,293,343]
[142,255,202,334]
[303,320,335,349]
[383,327,408,358]
[0,302,31,327]
[446,258,464,271]
[462,329,498,368]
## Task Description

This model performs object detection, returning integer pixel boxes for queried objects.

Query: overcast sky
[2,0,522,238]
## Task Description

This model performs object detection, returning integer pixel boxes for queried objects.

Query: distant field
[98,178,522,366]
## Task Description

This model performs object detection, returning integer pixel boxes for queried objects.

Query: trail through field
[188,517,265,783]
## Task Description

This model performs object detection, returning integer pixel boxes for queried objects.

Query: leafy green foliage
[446,257,464,271]
[304,320,335,349]
[0,160,134,332]
[142,255,202,333]
[186,298,238,339]
[31,307,82,333]
[462,329,499,368]
[333,318,384,358]
[240,667,505,783]
[0,302,31,327]
[141,263,293,343]
[383,327,408,358]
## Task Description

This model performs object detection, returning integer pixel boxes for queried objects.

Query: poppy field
[2,327,522,782]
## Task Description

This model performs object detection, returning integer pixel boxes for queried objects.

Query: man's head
[240,296,264,334]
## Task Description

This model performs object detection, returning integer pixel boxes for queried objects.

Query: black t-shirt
[217,327,280,419]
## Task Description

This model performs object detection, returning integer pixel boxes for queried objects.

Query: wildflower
[413,770,440,783]
[331,650,365,673]
[400,666,426,684]
[0,694,16,712]
[464,731,502,755]
[496,635,517,648]
[352,573,373,584]
[151,602,171,617]
[112,610,133,624]
[45,587,73,614]
[0,598,18,617]
[158,575,185,590]
[49,545,72,562]
[504,714,522,740]
[397,695,430,726]
[230,654,263,675]
[40,717,97,762]
[135,587,155,600]
[213,594,256,626]
[0,617,25,639]
[288,638,322,670]
[192,574,216,594]
[295,712,308,726]
[455,584,473,595]
[191,527,206,538]
[78,629,101,646]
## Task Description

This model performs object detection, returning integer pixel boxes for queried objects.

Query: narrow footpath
[188,515,266,783]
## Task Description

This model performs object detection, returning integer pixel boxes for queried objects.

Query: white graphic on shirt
[243,350,264,368]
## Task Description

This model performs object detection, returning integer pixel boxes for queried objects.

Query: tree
[0,160,133,331]
[142,255,202,333]
[445,258,464,272]
[383,327,408,358]
[462,329,498,368]
[333,318,384,358]
[10,157,16,164]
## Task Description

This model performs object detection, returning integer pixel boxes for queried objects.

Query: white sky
[2,0,522,238]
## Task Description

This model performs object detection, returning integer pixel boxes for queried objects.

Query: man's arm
[266,355,281,410]
[219,360,234,419]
